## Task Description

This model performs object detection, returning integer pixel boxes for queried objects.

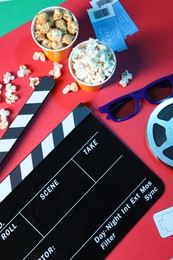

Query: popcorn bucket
[68,39,116,92]
[31,6,79,62]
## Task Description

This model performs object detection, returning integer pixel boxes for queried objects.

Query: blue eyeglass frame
[98,74,173,122]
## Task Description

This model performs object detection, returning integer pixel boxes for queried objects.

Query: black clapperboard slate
[0,104,164,260]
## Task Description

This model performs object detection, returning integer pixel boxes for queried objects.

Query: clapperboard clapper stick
[0,76,56,165]
[0,104,90,202]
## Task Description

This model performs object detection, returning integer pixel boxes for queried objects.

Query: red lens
[146,79,172,102]
[109,97,136,120]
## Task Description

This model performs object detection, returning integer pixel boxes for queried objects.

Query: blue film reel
[146,98,173,167]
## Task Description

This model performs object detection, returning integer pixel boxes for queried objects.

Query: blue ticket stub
[88,0,139,52]
[87,4,128,51]
[90,0,114,8]
[112,0,139,38]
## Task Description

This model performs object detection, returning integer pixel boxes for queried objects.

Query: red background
[0,0,173,259]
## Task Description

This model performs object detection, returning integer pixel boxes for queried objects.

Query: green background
[0,0,65,36]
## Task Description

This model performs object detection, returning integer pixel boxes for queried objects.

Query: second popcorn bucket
[68,39,116,92]
[31,6,79,62]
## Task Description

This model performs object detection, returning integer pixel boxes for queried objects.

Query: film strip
[0,104,90,202]
[0,76,56,165]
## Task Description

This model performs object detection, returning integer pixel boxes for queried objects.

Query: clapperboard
[0,96,164,259]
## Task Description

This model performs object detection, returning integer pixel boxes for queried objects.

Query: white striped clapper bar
[0,76,56,165]
[0,104,90,202]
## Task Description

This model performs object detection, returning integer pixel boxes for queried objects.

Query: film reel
[146,98,173,167]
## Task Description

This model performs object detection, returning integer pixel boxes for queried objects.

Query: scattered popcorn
[62,84,71,94]
[54,62,63,72]
[70,82,78,92]
[3,72,15,84]
[0,108,10,119]
[49,62,63,79]
[0,120,8,130]
[119,70,133,87]
[62,82,78,94]
[29,77,40,89]
[49,69,61,79]
[0,108,10,130]
[5,83,18,104]
[6,94,18,104]
[5,91,13,98]
[5,83,17,93]
[71,38,116,85]
[33,51,46,62]
[17,65,32,78]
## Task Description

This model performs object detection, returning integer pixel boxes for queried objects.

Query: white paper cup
[68,40,116,92]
